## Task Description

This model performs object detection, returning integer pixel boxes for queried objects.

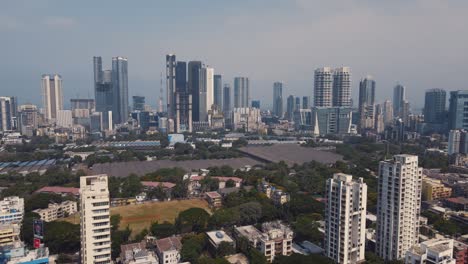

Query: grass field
[62,199,210,237]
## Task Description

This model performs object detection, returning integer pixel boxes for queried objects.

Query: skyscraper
[393,84,405,118]
[314,67,333,107]
[173,60,192,132]
[132,96,145,111]
[234,77,250,108]
[449,90,468,130]
[376,154,422,261]
[18,104,38,136]
[325,173,367,263]
[188,61,202,121]
[424,89,446,124]
[198,67,214,121]
[295,97,301,111]
[273,82,283,117]
[302,96,310,110]
[383,100,394,125]
[41,74,63,121]
[214,75,223,110]
[358,76,376,130]
[0,97,17,131]
[94,56,128,129]
[223,84,231,115]
[80,175,111,264]
[112,56,129,124]
[286,95,295,121]
[166,54,176,119]
[332,67,351,107]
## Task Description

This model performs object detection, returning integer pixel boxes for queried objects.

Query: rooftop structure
[0,197,24,225]
[405,239,456,264]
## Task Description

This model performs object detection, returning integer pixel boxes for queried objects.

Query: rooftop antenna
[159,72,163,113]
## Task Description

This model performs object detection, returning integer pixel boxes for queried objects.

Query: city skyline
[1,1,468,109]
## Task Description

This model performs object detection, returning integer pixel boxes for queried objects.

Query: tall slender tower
[273,82,283,117]
[41,74,63,121]
[188,61,202,121]
[198,66,214,121]
[80,175,111,264]
[332,67,351,107]
[376,154,422,260]
[0,97,17,131]
[325,173,367,264]
[302,96,311,110]
[358,76,376,130]
[214,75,223,110]
[112,57,128,124]
[166,54,176,119]
[424,89,446,124]
[393,84,405,118]
[314,67,333,107]
[234,77,249,108]
[223,84,231,115]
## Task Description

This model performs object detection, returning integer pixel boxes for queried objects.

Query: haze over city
[2,0,468,109]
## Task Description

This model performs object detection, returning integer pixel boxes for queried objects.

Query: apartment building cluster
[33,200,77,222]
[259,182,291,206]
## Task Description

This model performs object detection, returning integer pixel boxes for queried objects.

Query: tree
[43,221,80,254]
[150,221,176,238]
[239,202,262,225]
[209,208,241,228]
[121,174,142,197]
[175,208,210,233]
[201,177,220,192]
[216,241,235,257]
[225,179,236,188]
[180,234,207,263]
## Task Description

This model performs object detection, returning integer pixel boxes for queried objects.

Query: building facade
[234,77,250,108]
[405,239,456,264]
[214,74,223,110]
[376,155,422,261]
[358,76,376,130]
[314,67,333,107]
[393,84,406,118]
[41,74,63,121]
[33,200,78,222]
[223,84,231,116]
[273,82,283,117]
[332,67,352,107]
[0,97,17,131]
[199,67,214,122]
[325,173,367,264]
[449,90,468,130]
[0,197,24,225]
[424,89,446,124]
[311,107,353,136]
[80,175,111,264]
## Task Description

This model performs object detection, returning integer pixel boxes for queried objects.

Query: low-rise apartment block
[33,200,78,222]
[0,196,24,225]
[405,239,456,264]
[422,177,452,201]
[234,221,293,262]
[154,236,182,264]
[205,192,222,208]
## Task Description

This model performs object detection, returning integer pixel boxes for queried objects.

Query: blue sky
[1,0,468,110]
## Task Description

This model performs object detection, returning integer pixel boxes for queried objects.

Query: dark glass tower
[112,57,129,124]
[188,61,202,121]
[132,96,145,111]
[214,75,223,110]
[424,89,446,124]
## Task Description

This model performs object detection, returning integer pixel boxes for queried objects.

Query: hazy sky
[1,0,467,110]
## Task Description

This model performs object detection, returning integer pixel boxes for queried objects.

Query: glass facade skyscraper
[449,90,468,130]
[214,75,223,110]
[273,82,283,117]
[188,61,202,121]
[234,77,249,108]
[112,56,129,124]
[424,88,446,124]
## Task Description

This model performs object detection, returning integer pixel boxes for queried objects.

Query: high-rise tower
[214,75,223,110]
[393,84,406,118]
[234,77,250,108]
[273,82,283,117]
[424,89,446,124]
[223,84,231,115]
[80,175,111,264]
[332,67,351,107]
[325,173,367,263]
[358,76,376,130]
[166,54,176,119]
[188,61,202,122]
[376,154,422,260]
[314,67,333,107]
[41,74,63,121]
